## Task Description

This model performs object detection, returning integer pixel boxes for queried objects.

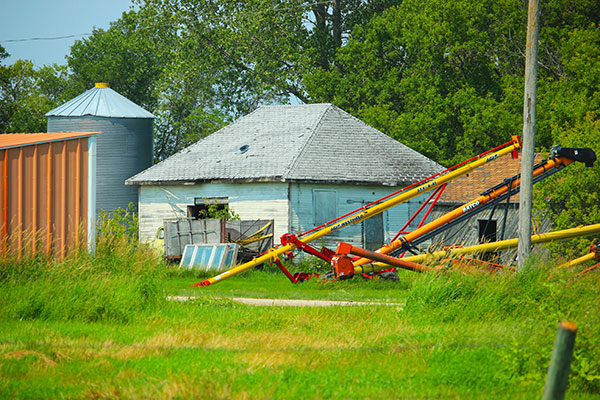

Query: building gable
[127,104,443,186]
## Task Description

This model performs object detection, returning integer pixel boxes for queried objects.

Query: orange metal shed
[0,132,99,257]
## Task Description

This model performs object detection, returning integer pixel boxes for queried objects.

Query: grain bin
[46,83,154,216]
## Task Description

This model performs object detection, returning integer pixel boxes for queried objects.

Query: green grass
[167,266,410,302]
[0,305,539,399]
[1,246,600,399]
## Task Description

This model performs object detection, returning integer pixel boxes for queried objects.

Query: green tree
[306,0,527,165]
[143,0,402,109]
[306,0,600,166]
[67,9,171,110]
[533,23,600,257]
[0,47,70,133]
[66,1,404,160]
[152,63,229,160]
[534,114,600,258]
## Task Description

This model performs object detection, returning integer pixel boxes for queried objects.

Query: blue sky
[0,0,134,67]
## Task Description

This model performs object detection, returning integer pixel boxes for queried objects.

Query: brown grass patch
[84,384,122,400]
[2,349,57,366]
[237,350,298,370]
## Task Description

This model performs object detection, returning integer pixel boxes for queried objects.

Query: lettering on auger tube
[330,213,366,232]
[195,136,524,286]
[462,200,481,213]
[417,180,437,193]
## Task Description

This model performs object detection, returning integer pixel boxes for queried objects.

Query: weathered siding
[428,203,552,262]
[289,182,432,251]
[138,182,289,243]
[139,180,437,254]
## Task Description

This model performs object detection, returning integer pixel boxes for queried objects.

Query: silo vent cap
[95,82,109,88]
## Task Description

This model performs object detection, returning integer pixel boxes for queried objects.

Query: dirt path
[167,296,403,307]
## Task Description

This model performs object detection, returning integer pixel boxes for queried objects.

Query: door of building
[363,213,384,251]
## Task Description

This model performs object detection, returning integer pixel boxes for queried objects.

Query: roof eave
[285,178,410,187]
[126,177,288,186]
[46,113,155,119]
[127,177,412,187]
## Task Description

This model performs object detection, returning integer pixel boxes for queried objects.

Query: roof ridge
[282,104,331,178]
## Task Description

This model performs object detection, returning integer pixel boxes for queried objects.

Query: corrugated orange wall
[0,138,88,257]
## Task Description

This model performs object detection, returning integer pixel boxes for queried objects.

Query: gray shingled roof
[126,104,443,186]
[46,84,155,119]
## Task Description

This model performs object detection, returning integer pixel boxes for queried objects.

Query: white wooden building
[126,104,443,251]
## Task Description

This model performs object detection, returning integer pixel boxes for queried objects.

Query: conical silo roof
[45,82,155,119]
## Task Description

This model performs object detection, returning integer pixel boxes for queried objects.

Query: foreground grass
[1,252,600,399]
[167,266,410,303]
[0,308,541,399]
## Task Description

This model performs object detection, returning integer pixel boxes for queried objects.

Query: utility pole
[518,0,541,270]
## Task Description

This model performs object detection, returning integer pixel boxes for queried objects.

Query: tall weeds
[0,205,167,324]
[402,264,600,393]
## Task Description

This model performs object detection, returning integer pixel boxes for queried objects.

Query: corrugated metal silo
[46,83,154,216]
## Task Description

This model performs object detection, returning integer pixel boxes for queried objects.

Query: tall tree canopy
[64,0,403,160]
[2,0,599,253]
[533,23,600,256]
[0,45,70,133]
[305,0,600,165]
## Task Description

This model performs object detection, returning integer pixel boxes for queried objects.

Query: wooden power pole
[518,0,541,270]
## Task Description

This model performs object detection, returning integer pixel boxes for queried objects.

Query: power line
[0,33,92,43]
[0,0,338,45]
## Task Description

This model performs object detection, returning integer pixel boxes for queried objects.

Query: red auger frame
[578,244,600,275]
[333,145,596,280]
[196,136,523,287]
[196,140,597,286]
[557,242,600,275]
[296,144,595,282]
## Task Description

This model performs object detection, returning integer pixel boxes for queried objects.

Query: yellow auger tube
[557,252,597,269]
[353,155,570,267]
[356,223,600,273]
[196,137,521,286]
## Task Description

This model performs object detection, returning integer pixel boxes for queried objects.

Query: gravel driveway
[167,296,403,307]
